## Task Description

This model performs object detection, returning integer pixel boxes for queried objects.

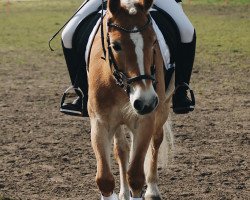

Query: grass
[188,5,249,71]
[188,5,250,54]
[184,0,250,5]
[0,0,249,67]
[0,0,81,51]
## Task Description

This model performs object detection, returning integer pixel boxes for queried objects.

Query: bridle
[104,14,157,94]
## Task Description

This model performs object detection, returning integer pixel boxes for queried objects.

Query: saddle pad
[151,5,181,63]
[72,11,102,70]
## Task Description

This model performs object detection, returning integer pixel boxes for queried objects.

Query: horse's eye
[112,42,122,52]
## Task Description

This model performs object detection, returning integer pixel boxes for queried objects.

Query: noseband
[106,16,157,94]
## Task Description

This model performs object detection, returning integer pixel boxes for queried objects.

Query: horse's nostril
[134,99,144,111]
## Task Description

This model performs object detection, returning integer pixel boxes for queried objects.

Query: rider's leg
[154,0,196,114]
[62,0,102,49]
[60,41,88,116]
[60,0,102,116]
[173,31,196,114]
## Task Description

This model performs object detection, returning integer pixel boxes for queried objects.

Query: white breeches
[62,0,101,49]
[154,0,194,43]
[62,0,194,49]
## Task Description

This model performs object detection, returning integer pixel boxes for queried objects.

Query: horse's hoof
[144,196,162,200]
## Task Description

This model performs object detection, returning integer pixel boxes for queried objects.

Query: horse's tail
[158,118,174,168]
[144,118,174,174]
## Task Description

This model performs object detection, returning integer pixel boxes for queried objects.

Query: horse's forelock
[121,0,140,15]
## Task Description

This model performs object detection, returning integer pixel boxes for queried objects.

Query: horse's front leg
[127,121,154,199]
[114,126,130,200]
[144,127,164,200]
[90,118,118,199]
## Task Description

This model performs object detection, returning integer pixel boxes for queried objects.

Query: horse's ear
[108,0,121,15]
[142,0,154,12]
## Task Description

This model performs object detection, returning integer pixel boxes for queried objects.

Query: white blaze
[129,30,158,113]
[130,29,145,84]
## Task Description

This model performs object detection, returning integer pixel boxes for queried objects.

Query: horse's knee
[96,174,115,195]
[127,167,145,192]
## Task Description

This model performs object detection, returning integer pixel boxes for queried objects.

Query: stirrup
[60,86,83,117]
[172,82,195,114]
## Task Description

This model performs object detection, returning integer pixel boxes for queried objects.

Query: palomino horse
[88,0,175,199]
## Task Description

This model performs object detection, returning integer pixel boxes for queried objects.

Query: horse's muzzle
[133,96,159,115]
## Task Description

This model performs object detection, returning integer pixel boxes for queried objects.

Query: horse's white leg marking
[130,30,145,84]
[145,183,161,198]
[101,192,119,200]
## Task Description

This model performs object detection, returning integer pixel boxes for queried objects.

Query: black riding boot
[173,31,196,114]
[60,42,89,117]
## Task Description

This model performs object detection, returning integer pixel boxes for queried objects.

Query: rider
[60,0,196,117]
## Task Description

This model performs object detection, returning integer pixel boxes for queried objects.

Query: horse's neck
[88,18,127,116]
[89,18,109,74]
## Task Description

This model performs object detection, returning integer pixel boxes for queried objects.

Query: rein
[105,15,157,94]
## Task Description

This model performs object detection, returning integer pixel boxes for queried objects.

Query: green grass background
[0,0,250,88]
[189,0,249,4]
[0,0,250,85]
[0,0,249,51]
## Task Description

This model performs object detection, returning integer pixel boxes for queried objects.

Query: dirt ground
[0,5,249,200]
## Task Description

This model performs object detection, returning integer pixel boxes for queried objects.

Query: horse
[88,0,175,199]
